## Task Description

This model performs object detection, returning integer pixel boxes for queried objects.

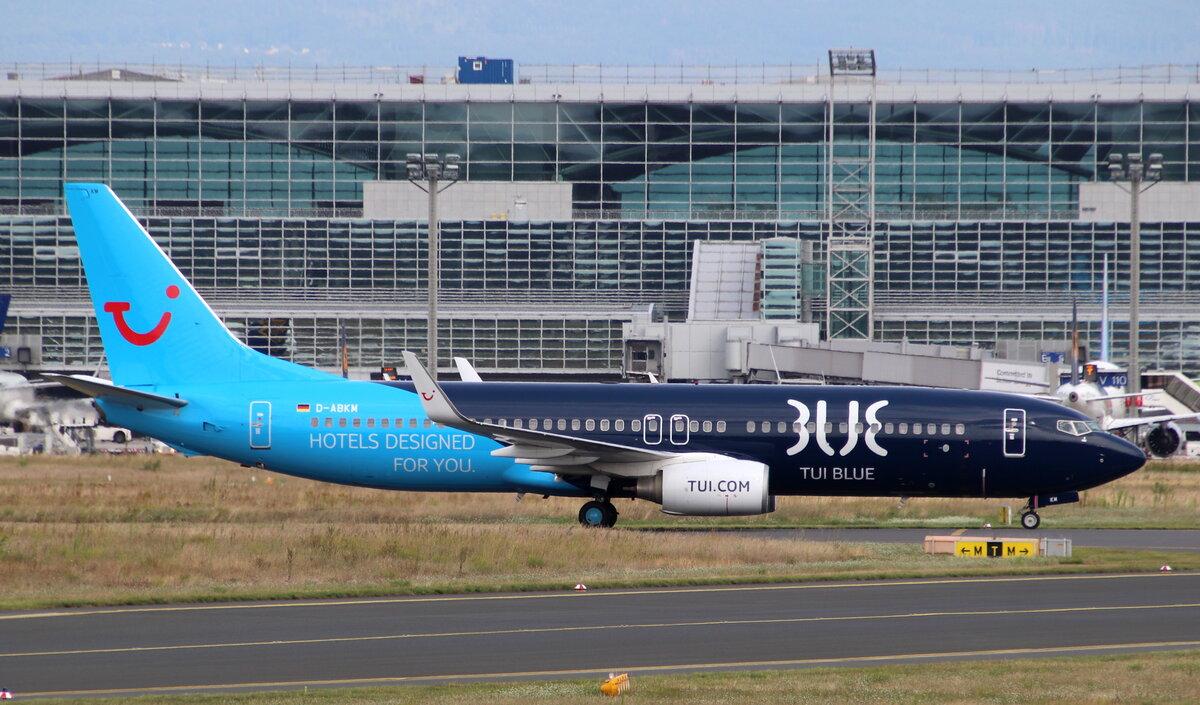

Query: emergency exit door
[1002,408,1026,458]
[249,401,272,449]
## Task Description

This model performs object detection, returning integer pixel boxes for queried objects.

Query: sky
[2,0,1196,72]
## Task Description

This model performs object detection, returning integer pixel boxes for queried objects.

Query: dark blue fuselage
[389,381,1145,499]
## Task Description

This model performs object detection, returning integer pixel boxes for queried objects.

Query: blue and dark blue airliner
[51,184,1147,529]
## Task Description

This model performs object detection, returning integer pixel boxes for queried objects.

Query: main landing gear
[579,499,619,528]
[1020,509,1041,530]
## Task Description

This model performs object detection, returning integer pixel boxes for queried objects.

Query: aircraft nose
[1100,433,1147,478]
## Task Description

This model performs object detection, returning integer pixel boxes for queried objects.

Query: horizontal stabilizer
[41,374,188,410]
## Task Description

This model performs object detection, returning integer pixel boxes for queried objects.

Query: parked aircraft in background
[1054,361,1195,458]
[51,184,1146,529]
[1053,301,1197,458]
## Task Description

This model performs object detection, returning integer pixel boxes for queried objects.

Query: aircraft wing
[402,351,674,477]
[1104,412,1200,431]
[41,374,188,410]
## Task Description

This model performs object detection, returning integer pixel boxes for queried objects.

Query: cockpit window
[1056,420,1097,436]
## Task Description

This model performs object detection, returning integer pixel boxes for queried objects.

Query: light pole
[407,152,461,380]
[1106,152,1162,396]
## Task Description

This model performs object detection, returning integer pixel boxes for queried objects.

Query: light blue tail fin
[65,183,333,386]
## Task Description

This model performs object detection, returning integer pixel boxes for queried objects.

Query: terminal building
[1,59,1199,380]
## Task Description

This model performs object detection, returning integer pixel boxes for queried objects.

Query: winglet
[402,351,470,426]
[454,357,483,382]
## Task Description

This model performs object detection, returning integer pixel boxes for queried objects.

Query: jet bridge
[743,339,1058,393]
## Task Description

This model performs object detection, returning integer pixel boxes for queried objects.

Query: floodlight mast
[406,153,462,380]
[1106,151,1163,399]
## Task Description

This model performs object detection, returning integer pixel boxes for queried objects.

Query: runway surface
[4,572,1199,698]
[718,528,1200,552]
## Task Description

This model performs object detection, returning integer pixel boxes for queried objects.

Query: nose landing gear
[579,499,619,528]
[1019,491,1080,530]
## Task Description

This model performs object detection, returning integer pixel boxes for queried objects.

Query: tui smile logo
[104,285,180,346]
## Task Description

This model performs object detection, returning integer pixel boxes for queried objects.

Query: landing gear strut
[1019,496,1041,529]
[579,499,619,528]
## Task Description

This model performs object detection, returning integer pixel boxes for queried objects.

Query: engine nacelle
[1145,422,1182,458]
[635,455,774,516]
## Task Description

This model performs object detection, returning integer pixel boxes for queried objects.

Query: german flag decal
[296,403,311,412]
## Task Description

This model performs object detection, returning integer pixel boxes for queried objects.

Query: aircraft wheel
[1020,511,1041,530]
[579,500,618,528]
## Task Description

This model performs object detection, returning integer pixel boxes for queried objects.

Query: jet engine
[1145,422,1182,459]
[635,455,774,516]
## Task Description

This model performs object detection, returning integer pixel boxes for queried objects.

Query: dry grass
[3,455,1199,528]
[0,455,1197,608]
[16,649,1200,704]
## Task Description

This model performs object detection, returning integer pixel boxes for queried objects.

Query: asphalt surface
[717,528,1200,553]
[4,571,1199,698]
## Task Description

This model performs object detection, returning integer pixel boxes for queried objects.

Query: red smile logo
[104,285,180,346]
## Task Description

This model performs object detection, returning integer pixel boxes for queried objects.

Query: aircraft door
[643,414,662,445]
[1003,408,1026,458]
[669,414,690,445]
[249,401,272,449]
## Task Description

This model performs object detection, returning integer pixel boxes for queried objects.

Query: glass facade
[1,74,1199,375]
[4,95,1196,218]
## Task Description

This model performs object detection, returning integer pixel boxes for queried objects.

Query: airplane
[49,183,1147,531]
[1053,301,1197,458]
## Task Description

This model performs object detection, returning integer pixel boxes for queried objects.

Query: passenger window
[941,423,950,435]
[423,418,432,428]
[869,423,880,433]
[352,418,361,428]
[585,419,595,431]
[632,419,642,432]
[310,417,319,428]
[513,419,523,429]
[381,418,389,428]
[855,423,864,434]
[716,421,726,433]
[571,419,581,431]
[338,417,347,428]
[324,417,333,427]
[955,424,965,435]
[838,422,847,434]
[646,417,659,432]
[912,423,922,435]
[367,418,375,428]
[760,421,770,433]
[615,419,625,432]
[557,419,567,431]
[600,419,610,431]
[884,423,894,434]
[899,422,908,434]
[825,422,833,434]
[777,421,786,434]
[702,420,712,432]
[746,421,756,433]
[409,418,418,428]
[544,419,553,430]
[806,421,816,433]
[529,419,538,430]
